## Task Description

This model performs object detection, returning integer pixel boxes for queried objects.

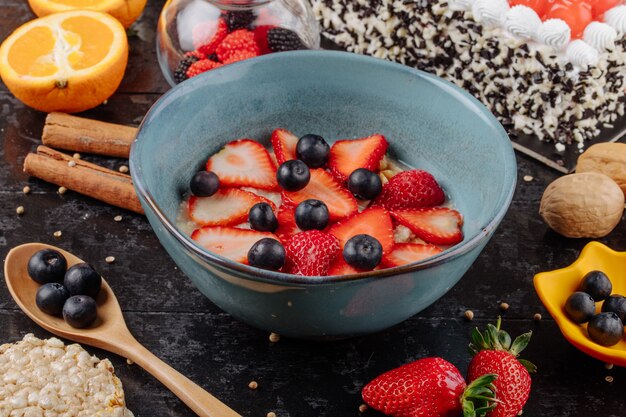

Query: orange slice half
[28,0,147,28]
[0,10,128,113]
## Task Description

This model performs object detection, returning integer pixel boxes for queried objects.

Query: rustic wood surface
[1,1,626,416]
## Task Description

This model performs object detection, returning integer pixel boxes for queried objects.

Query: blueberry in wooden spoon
[64,263,102,298]
[27,249,67,284]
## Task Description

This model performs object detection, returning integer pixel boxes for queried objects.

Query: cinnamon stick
[42,112,137,158]
[24,146,144,214]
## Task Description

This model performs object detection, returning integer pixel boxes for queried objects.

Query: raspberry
[186,59,223,78]
[173,54,200,83]
[223,10,256,32]
[196,19,228,56]
[267,28,306,52]
[253,25,276,55]
[216,29,260,63]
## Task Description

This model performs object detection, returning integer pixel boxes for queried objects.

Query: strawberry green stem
[460,374,500,417]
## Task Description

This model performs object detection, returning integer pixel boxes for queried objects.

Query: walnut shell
[539,172,624,238]
[577,143,626,196]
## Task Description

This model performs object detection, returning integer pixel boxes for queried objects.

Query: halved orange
[0,10,128,113]
[27,0,147,28]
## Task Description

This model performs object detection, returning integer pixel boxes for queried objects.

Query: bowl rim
[130,50,516,285]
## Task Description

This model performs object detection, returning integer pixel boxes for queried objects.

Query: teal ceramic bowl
[130,51,516,339]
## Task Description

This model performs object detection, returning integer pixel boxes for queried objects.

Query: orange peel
[27,0,147,28]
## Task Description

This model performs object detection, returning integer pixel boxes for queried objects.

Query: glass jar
[157,0,320,86]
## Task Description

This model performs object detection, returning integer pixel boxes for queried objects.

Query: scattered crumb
[114,215,123,222]
[119,165,129,174]
[555,143,566,152]
[267,413,276,417]
[53,230,62,238]
[359,404,368,413]
[127,359,134,365]
[68,160,76,167]
[73,153,81,159]
[269,332,280,343]
[105,256,116,264]
[606,363,614,370]
[464,310,474,321]
[533,313,542,322]
[103,100,108,105]
[499,302,510,311]
[517,411,523,416]
[22,186,31,194]
[287,301,293,307]
[16,206,25,215]
[605,376,614,383]
[523,175,534,182]
[248,381,258,390]
[58,186,67,195]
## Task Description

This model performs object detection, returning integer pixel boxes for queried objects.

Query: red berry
[253,25,276,55]
[373,169,445,211]
[195,19,228,56]
[216,29,260,64]
[186,59,223,78]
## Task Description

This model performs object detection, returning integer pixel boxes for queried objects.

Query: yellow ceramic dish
[534,241,626,366]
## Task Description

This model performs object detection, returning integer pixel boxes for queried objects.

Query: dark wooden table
[2,2,626,416]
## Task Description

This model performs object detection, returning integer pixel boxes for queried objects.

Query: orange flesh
[61,17,113,70]
[7,26,56,76]
[47,0,109,6]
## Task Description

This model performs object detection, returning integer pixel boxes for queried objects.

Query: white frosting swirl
[449,0,476,11]
[504,5,542,39]
[472,0,510,27]
[583,21,618,51]
[566,40,600,68]
[536,19,571,50]
[605,5,626,34]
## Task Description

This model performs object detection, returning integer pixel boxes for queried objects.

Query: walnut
[577,143,626,196]
[539,172,624,238]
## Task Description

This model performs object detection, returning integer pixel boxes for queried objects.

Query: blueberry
[63,263,102,298]
[249,203,278,232]
[36,283,70,316]
[295,199,329,231]
[587,312,624,347]
[190,170,220,197]
[63,295,98,329]
[343,234,383,271]
[276,160,310,191]
[564,292,596,323]
[602,295,626,322]
[347,168,383,200]
[27,249,67,284]
[247,238,285,271]
[580,270,612,301]
[296,134,330,168]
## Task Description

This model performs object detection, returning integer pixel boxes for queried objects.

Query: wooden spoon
[4,243,241,417]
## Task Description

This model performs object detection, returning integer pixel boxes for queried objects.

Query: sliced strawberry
[188,188,274,227]
[328,134,388,183]
[282,169,358,222]
[328,256,362,276]
[270,128,299,165]
[284,230,340,276]
[275,204,300,242]
[373,169,445,210]
[328,207,394,254]
[206,139,278,190]
[191,226,278,264]
[381,243,443,267]
[391,208,463,245]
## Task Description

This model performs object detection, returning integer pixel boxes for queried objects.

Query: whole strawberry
[373,170,445,210]
[362,357,498,417]
[467,318,536,417]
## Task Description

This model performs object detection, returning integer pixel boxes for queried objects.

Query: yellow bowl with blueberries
[534,241,626,366]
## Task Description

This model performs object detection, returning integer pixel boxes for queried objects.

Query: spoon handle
[124,339,242,417]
